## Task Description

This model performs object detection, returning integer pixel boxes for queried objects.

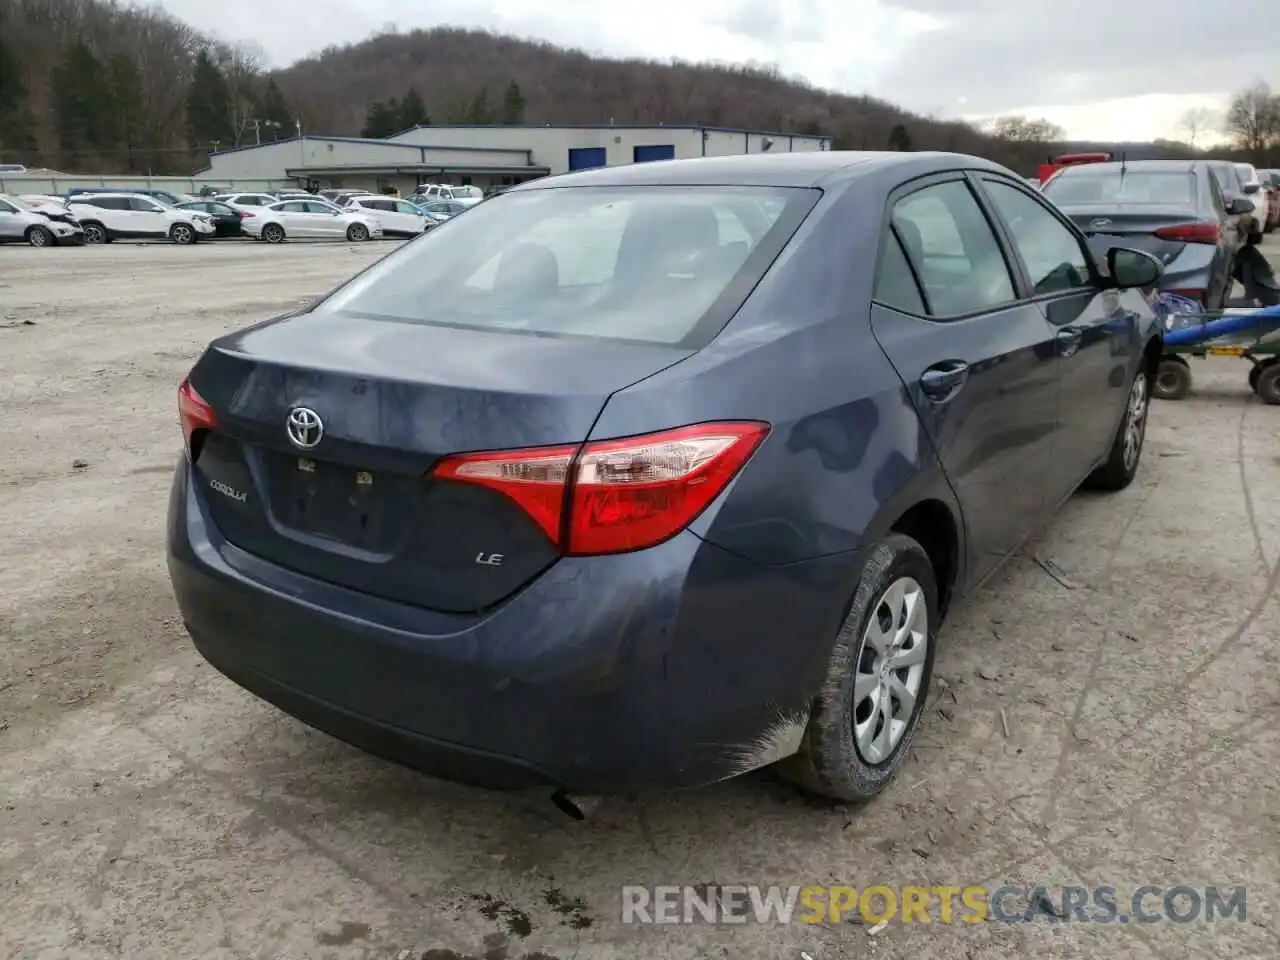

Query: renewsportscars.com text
[621,884,1247,925]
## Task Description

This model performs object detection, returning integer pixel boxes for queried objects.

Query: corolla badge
[286,406,324,449]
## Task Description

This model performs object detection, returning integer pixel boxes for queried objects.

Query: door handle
[920,360,970,400]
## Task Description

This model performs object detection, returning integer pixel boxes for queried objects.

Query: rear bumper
[166,460,861,792]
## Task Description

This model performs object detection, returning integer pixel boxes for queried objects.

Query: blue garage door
[633,144,676,163]
[568,147,607,171]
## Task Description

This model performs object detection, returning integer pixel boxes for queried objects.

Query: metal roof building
[199,124,831,194]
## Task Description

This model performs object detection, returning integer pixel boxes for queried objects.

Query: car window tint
[0,200,17,213]
[891,181,1015,315]
[983,181,1091,295]
[278,202,306,213]
[1206,171,1227,219]
[322,185,813,346]
[304,202,333,214]
[874,228,926,314]
[130,197,161,211]
[395,201,419,214]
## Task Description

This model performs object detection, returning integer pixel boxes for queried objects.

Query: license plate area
[264,451,400,550]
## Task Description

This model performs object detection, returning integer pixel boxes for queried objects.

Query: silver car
[0,194,85,247]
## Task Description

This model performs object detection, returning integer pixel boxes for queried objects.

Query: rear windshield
[1043,170,1195,205]
[320,185,817,346]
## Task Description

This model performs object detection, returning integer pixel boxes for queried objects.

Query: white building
[199,124,831,195]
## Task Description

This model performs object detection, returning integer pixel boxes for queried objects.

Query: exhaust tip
[550,790,598,821]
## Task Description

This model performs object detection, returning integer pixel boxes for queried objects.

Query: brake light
[431,422,769,555]
[1153,222,1221,244]
[239,212,255,219]
[178,377,216,457]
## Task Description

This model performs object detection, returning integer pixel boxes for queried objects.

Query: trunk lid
[187,309,692,612]
[1058,202,1206,262]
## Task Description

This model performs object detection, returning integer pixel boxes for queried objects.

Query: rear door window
[873,229,926,315]
[890,181,1016,316]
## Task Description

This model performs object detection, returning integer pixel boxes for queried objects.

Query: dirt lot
[2,238,1278,960]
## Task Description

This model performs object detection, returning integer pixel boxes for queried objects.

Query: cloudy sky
[154,0,1273,142]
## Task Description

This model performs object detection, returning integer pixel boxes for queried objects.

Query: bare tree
[1223,82,1280,158]
[988,115,1065,143]
[1177,106,1216,148]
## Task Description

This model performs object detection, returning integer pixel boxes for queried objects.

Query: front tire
[1084,364,1150,490]
[26,225,52,248]
[170,223,195,245]
[778,534,938,803]
[346,223,369,242]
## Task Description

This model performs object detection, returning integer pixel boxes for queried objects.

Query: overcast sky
[153,0,1274,142]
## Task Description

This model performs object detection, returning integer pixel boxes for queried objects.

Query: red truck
[1037,152,1112,187]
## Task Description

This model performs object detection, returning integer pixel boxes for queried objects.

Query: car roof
[68,192,156,200]
[510,151,1015,192]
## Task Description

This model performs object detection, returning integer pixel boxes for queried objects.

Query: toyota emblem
[286,407,324,449]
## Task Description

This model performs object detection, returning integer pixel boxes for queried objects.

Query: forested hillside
[0,0,1271,177]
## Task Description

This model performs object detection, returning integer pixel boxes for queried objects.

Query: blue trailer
[1153,298,1280,403]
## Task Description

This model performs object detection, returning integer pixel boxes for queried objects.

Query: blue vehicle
[167,151,1164,808]
[1041,159,1248,311]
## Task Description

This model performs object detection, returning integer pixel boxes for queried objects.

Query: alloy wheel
[1122,374,1148,471]
[852,576,928,764]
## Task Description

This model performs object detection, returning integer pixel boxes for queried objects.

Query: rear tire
[262,223,285,244]
[776,534,938,803]
[1084,364,1149,491]
[82,222,106,244]
[1255,363,1280,405]
[1154,357,1192,401]
[26,225,52,248]
[346,223,369,242]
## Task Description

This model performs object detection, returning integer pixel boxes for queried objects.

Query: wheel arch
[883,498,962,619]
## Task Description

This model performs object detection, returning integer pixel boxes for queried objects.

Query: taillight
[1154,222,1221,244]
[178,377,216,458]
[240,212,254,219]
[431,422,769,556]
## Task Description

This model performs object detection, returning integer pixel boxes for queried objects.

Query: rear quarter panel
[588,175,963,568]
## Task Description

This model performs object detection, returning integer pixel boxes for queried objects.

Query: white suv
[67,193,215,244]
[344,195,431,237]
[413,183,484,207]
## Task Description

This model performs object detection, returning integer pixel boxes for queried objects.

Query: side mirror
[1242,182,1260,195]
[1227,197,1255,216]
[1107,247,1163,289]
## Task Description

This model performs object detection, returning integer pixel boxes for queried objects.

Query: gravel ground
[1,238,1278,960]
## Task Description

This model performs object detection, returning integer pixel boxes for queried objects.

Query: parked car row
[0,184,488,247]
[1039,157,1277,310]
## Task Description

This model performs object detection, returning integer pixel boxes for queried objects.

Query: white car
[66,193,216,244]
[1235,163,1273,233]
[241,198,382,243]
[0,194,85,246]
[343,195,432,238]
[413,183,484,207]
[215,192,282,213]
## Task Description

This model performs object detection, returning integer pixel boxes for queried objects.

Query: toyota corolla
[168,151,1163,805]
